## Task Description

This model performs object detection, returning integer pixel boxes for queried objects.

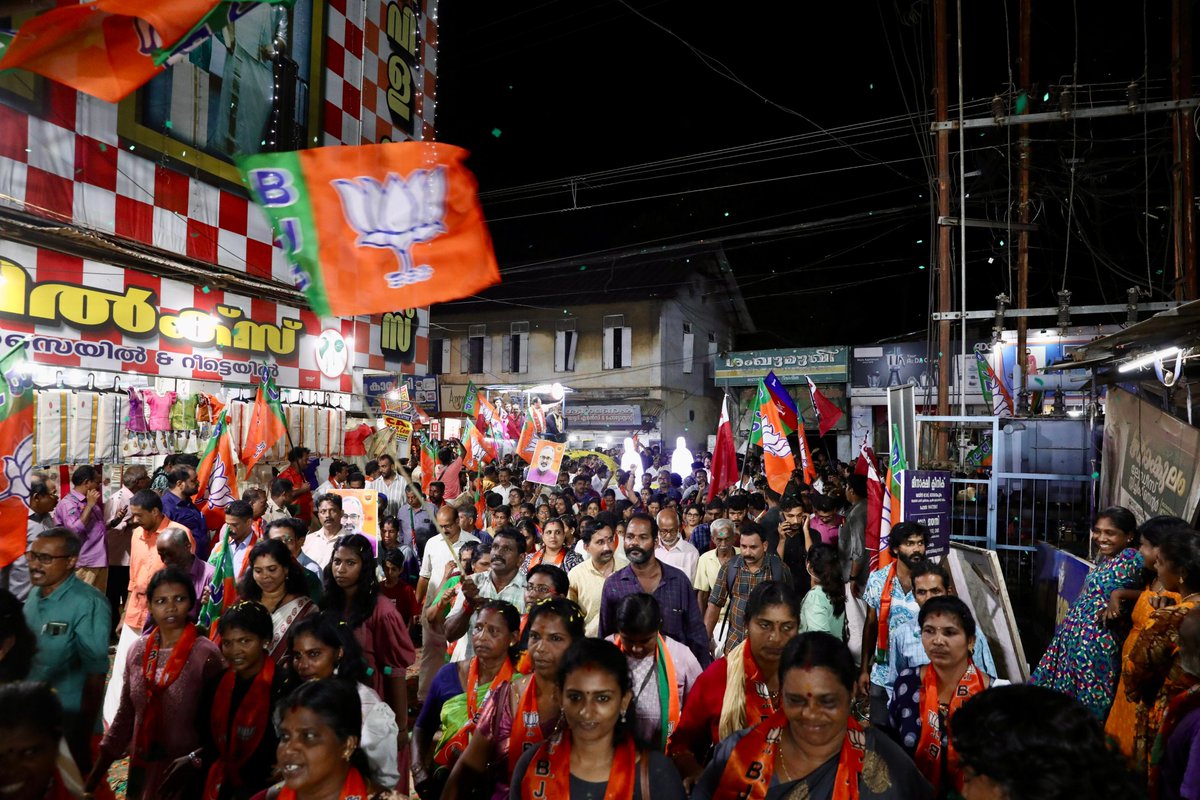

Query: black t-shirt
[510,746,686,800]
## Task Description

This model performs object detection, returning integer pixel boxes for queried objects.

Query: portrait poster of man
[527,441,566,486]
[330,488,379,537]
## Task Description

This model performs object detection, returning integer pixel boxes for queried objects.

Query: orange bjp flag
[241,375,288,471]
[0,0,222,103]
[757,380,796,495]
[240,142,502,318]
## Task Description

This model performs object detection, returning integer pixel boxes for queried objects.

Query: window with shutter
[682,324,695,374]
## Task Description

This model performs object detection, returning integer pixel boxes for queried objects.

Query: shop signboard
[0,241,425,390]
[901,470,953,558]
[713,346,849,385]
[1103,388,1200,524]
[364,373,439,411]
[850,341,983,405]
[565,404,643,427]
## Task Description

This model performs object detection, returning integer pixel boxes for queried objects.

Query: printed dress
[1031,547,1144,719]
[1106,586,1181,761]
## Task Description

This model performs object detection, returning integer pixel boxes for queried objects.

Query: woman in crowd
[610,593,704,750]
[520,517,583,575]
[89,568,224,800]
[559,513,579,550]
[1106,515,1188,760]
[682,504,705,542]
[951,684,1144,800]
[319,533,414,736]
[534,504,552,534]
[442,598,588,800]
[380,548,420,626]
[471,544,492,575]
[800,543,847,640]
[203,601,292,800]
[693,632,929,800]
[238,539,316,668]
[671,582,800,783]
[255,680,396,800]
[887,596,991,796]
[379,516,401,553]
[2,681,95,800]
[412,600,520,797]
[510,638,688,800]
[0,588,35,682]
[288,613,401,789]
[552,495,571,518]
[516,519,541,556]
[1031,506,1144,719]
[1126,528,1200,770]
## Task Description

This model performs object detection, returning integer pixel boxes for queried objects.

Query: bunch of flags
[975,350,1014,417]
[855,442,887,570]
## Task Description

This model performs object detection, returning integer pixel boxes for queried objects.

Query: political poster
[901,471,953,558]
[527,440,566,487]
[329,488,379,539]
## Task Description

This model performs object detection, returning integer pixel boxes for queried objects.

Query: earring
[619,708,627,722]
[343,748,353,762]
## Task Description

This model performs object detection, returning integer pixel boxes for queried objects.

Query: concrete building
[432,252,754,448]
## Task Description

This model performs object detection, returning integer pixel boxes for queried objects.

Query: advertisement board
[851,342,983,405]
[902,471,953,558]
[566,405,643,427]
[714,347,849,385]
[1103,388,1200,524]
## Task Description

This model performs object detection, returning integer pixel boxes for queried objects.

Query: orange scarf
[509,676,548,772]
[914,663,987,795]
[134,624,197,766]
[528,547,565,568]
[744,641,777,727]
[875,563,898,663]
[521,730,637,800]
[434,657,515,767]
[278,767,369,800]
[614,633,681,750]
[203,658,276,800]
[718,708,867,800]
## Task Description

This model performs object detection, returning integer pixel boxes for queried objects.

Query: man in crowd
[104,489,191,725]
[279,446,315,524]
[266,517,323,599]
[858,521,929,724]
[156,526,213,623]
[303,494,350,570]
[161,465,209,558]
[568,512,625,637]
[572,474,600,508]
[0,477,57,601]
[103,465,149,625]
[694,517,738,647]
[599,513,711,668]
[457,504,491,546]
[264,477,294,524]
[52,465,108,592]
[445,527,528,662]
[655,507,699,583]
[397,484,438,551]
[23,526,110,774]
[370,453,410,517]
[706,525,791,655]
[428,480,446,509]
[776,495,811,595]
[489,466,516,499]
[416,505,479,700]
[726,494,750,532]
[313,459,350,504]
[839,474,869,595]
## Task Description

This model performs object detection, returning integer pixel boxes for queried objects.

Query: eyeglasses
[527,584,556,596]
[24,551,71,565]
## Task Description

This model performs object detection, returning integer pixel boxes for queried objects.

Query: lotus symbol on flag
[760,418,790,459]
[0,434,33,507]
[332,168,447,289]
[206,451,233,509]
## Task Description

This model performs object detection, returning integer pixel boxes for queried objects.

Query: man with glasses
[0,478,57,601]
[23,527,110,775]
[654,508,699,584]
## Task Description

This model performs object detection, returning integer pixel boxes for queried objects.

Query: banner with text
[1103,388,1200,524]
[901,470,953,558]
[714,346,849,386]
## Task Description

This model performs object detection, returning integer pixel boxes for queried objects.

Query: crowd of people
[0,439,1184,800]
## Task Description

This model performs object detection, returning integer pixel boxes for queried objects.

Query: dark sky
[435,1,1182,347]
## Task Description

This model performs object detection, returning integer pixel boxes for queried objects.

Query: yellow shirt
[694,550,730,625]
[568,555,627,637]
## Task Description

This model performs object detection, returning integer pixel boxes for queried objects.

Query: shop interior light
[1118,346,1181,373]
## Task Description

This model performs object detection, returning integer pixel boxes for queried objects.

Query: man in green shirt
[23,525,112,774]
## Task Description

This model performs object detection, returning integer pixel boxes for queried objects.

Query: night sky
[435,1,1183,347]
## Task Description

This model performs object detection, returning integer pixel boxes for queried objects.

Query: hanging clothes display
[127,386,149,432]
[95,391,129,464]
[170,394,199,430]
[66,392,100,465]
[143,389,176,431]
[33,390,69,467]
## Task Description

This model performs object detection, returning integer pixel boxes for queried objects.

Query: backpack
[723,553,785,594]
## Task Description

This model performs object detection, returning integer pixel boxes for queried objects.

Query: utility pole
[934,0,952,435]
[1171,0,1197,301]
[1016,0,1032,407]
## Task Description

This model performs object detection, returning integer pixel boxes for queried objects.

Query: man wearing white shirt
[654,507,699,583]
[313,460,350,505]
[488,466,516,499]
[368,454,409,517]
[397,485,437,549]
[416,505,478,700]
[302,495,352,570]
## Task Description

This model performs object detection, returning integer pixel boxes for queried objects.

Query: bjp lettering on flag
[240,142,501,318]
[463,426,497,472]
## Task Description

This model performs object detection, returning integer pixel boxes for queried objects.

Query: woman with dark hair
[1,681,91,800]
[510,638,688,800]
[319,533,415,738]
[238,539,315,667]
[887,596,991,796]
[202,601,292,800]
[443,598,588,800]
[288,614,401,790]
[0,588,36,682]
[1126,528,1200,770]
[800,543,847,640]
[515,518,541,555]
[950,684,1144,800]
[89,568,224,800]
[519,517,582,576]
[1106,515,1189,760]
[610,593,703,750]
[413,599,520,797]
[253,680,395,800]
[693,633,929,800]
[1031,506,1144,719]
[671,582,800,785]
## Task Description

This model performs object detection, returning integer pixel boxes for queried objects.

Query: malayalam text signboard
[714,346,849,386]
[902,470,953,558]
[1103,388,1200,524]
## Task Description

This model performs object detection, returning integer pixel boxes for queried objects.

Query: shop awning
[1047,299,1200,376]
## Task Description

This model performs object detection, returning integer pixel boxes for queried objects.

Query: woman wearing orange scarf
[252,680,396,800]
[88,569,224,799]
[520,518,583,576]
[512,639,688,800]
[886,596,990,797]
[693,633,930,800]
[442,597,587,800]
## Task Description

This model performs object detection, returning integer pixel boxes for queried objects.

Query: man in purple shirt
[52,465,108,592]
[152,527,214,628]
[598,512,712,668]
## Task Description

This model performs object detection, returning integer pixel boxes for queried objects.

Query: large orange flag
[756,380,795,495]
[0,1,223,103]
[0,343,33,568]
[241,375,288,471]
[463,425,497,473]
[240,142,501,317]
